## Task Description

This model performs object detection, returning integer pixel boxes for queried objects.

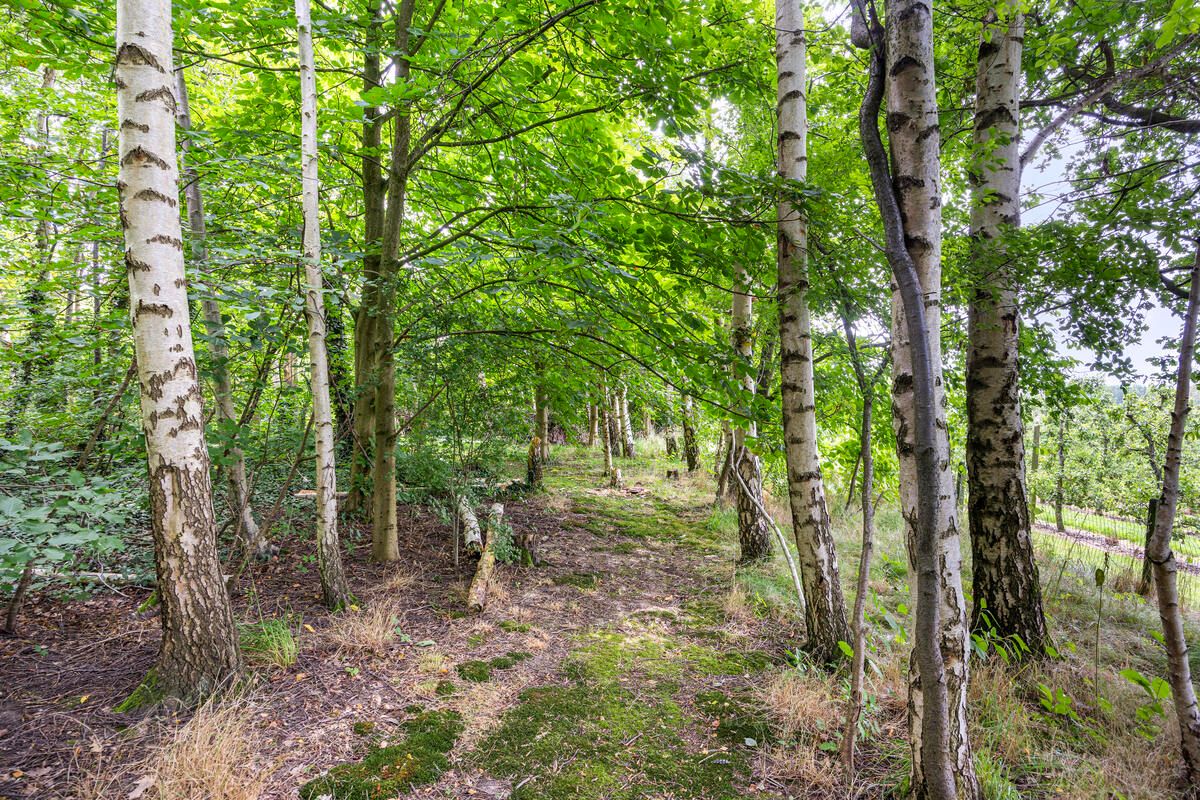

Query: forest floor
[1,449,830,800]
[2,447,1200,800]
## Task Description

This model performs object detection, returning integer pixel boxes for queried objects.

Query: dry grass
[377,568,417,594]
[722,582,753,624]
[148,701,268,800]
[451,680,524,751]
[758,669,841,744]
[418,648,448,674]
[322,599,400,654]
[753,745,840,794]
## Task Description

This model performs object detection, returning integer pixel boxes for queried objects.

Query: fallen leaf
[128,774,155,799]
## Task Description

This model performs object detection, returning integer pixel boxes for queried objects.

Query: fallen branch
[467,503,504,613]
[459,494,483,553]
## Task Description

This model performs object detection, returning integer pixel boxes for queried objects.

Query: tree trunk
[526,436,545,490]
[345,0,385,519]
[732,264,771,564]
[618,383,635,457]
[534,382,550,462]
[176,69,266,557]
[1139,497,1158,596]
[1055,413,1067,532]
[1148,250,1200,784]
[839,317,877,777]
[607,389,621,458]
[681,395,700,472]
[600,379,618,487]
[297,0,352,609]
[964,2,1046,657]
[852,2,976,795]
[370,0,418,563]
[116,0,241,699]
[587,402,597,447]
[1030,421,1040,509]
[775,0,849,663]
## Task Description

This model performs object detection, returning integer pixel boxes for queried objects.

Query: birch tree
[175,68,266,558]
[774,0,849,663]
[732,263,771,563]
[852,1,977,795]
[964,1,1047,657]
[115,0,240,699]
[297,0,352,609]
[1148,248,1200,786]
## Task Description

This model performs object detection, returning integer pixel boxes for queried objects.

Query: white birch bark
[175,68,265,557]
[965,3,1047,654]
[1149,249,1200,783]
[618,383,635,457]
[115,0,240,698]
[297,0,352,609]
[732,264,771,562]
[884,0,976,794]
[775,0,849,663]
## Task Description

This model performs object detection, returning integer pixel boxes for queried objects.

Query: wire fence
[1030,502,1200,608]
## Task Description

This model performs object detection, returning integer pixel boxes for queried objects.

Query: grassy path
[286,448,802,800]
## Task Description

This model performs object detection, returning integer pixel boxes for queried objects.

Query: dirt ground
[0,454,806,800]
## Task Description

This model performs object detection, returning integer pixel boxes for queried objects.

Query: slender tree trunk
[346,0,384,518]
[1055,413,1067,532]
[775,0,849,663]
[681,395,700,472]
[600,378,615,485]
[964,3,1046,656]
[296,0,352,609]
[852,2,976,796]
[839,316,878,777]
[732,264,771,563]
[1148,250,1200,784]
[325,274,353,451]
[115,0,241,699]
[1030,421,1040,509]
[607,388,621,457]
[587,402,598,447]
[176,69,265,557]
[642,405,653,439]
[618,384,635,457]
[534,381,550,462]
[1139,497,1158,596]
[370,0,417,562]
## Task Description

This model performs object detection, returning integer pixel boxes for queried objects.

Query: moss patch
[473,626,756,799]
[113,669,161,713]
[299,709,463,800]
[695,690,773,747]
[553,571,601,589]
[456,660,492,682]
[499,620,531,633]
[435,680,457,697]
[473,683,739,800]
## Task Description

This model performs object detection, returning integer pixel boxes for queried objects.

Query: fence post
[1138,497,1158,596]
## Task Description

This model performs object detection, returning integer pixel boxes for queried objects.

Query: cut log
[467,503,504,612]
[459,494,483,554]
